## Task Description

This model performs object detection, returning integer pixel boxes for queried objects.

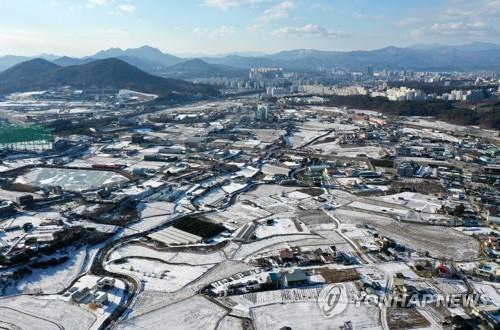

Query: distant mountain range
[0,58,219,99]
[408,41,500,51]
[0,42,499,78]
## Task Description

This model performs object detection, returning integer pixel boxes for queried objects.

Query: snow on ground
[375,262,421,280]
[302,120,356,132]
[373,192,442,213]
[0,306,60,330]
[404,118,498,139]
[290,129,326,148]
[347,200,408,216]
[106,258,213,292]
[217,315,243,330]
[312,229,346,244]
[251,293,381,330]
[233,234,319,261]
[229,287,322,314]
[109,244,177,262]
[0,210,64,230]
[124,213,178,234]
[199,187,226,206]
[339,223,371,239]
[206,201,271,224]
[221,182,247,194]
[241,184,300,199]
[15,167,129,192]
[138,202,175,218]
[333,208,478,261]
[338,223,380,251]
[117,295,227,330]
[108,243,227,265]
[431,278,468,295]
[0,165,12,172]
[399,127,461,143]
[0,295,96,329]
[309,142,385,158]
[254,218,308,239]
[61,274,127,329]
[169,250,227,265]
[286,190,314,200]
[240,128,285,143]
[473,282,500,306]
[0,158,43,171]
[0,188,38,203]
[455,227,499,236]
[249,196,295,214]
[6,247,89,295]
[103,259,253,320]
[261,163,290,176]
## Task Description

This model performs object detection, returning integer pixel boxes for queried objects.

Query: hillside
[0,58,219,99]
[0,59,60,93]
[162,58,245,78]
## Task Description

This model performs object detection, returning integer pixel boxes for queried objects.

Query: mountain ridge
[0,58,219,99]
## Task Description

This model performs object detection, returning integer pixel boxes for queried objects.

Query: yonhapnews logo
[317,284,349,318]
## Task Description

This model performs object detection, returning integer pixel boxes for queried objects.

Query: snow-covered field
[221,182,248,194]
[333,208,478,260]
[403,118,498,139]
[109,243,227,265]
[106,258,213,292]
[239,128,285,143]
[117,295,227,330]
[0,306,61,330]
[261,163,290,176]
[347,200,409,216]
[251,299,381,330]
[15,167,129,191]
[254,218,307,238]
[0,295,96,329]
[199,187,227,206]
[206,201,271,224]
[125,213,178,233]
[473,282,500,306]
[138,202,176,218]
[229,287,322,312]
[399,127,462,143]
[372,192,442,213]
[217,315,242,330]
[290,129,326,148]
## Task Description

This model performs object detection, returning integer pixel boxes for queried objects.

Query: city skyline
[0,0,499,57]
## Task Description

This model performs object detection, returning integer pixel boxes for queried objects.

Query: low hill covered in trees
[325,95,500,130]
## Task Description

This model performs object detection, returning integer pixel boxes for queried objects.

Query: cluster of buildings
[68,277,116,308]
[299,84,368,96]
[371,86,431,101]
[442,89,486,102]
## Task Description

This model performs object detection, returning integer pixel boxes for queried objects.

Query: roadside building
[280,269,307,287]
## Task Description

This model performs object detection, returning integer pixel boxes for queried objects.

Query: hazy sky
[0,0,499,56]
